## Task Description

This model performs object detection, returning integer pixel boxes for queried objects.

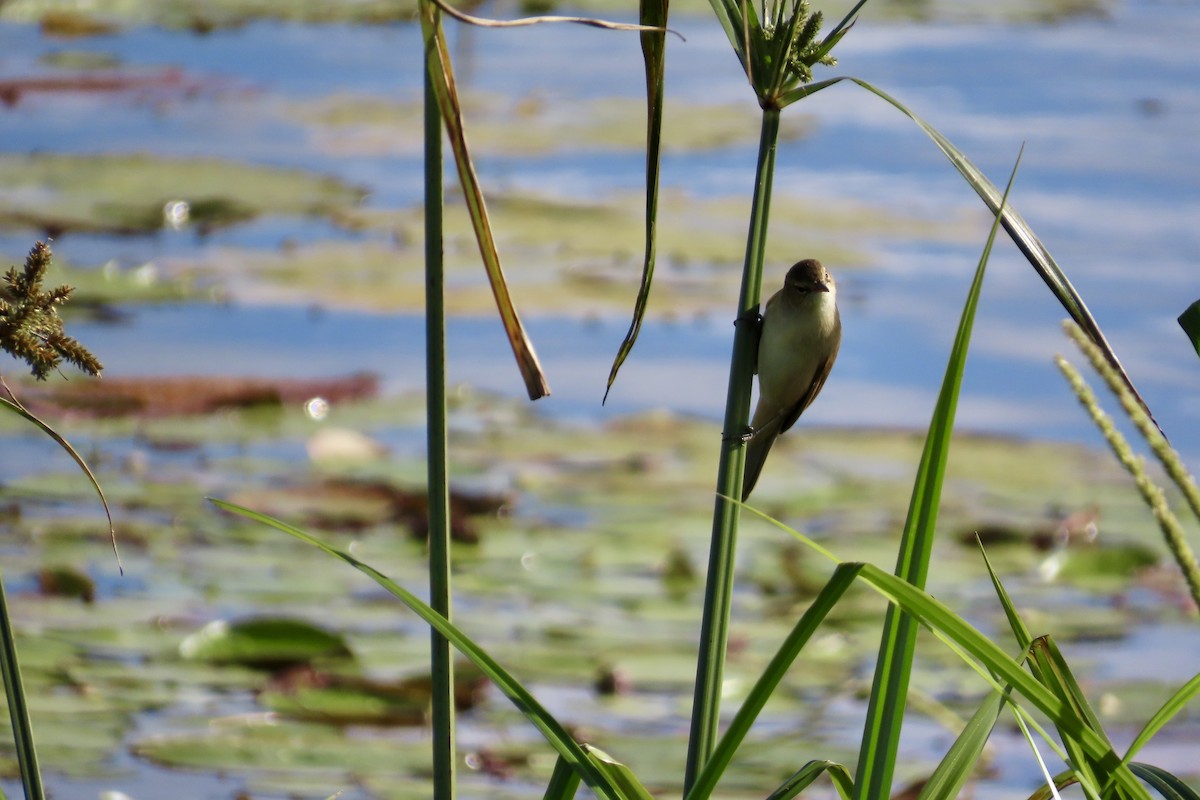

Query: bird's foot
[722,425,756,444]
[734,309,763,329]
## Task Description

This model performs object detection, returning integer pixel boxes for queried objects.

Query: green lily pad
[259,662,486,725]
[179,617,354,669]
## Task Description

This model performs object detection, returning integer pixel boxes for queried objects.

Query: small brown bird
[742,259,842,501]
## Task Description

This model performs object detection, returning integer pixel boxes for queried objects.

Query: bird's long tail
[741,426,779,502]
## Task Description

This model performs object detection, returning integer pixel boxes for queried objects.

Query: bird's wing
[778,312,842,434]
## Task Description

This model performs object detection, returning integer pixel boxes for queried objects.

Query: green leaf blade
[1179,300,1200,360]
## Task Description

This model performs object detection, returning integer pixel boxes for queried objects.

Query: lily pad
[259,662,487,725]
[178,617,354,669]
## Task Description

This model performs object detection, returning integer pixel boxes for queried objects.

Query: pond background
[0,0,1199,797]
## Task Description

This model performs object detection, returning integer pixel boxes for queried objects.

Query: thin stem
[1055,354,1200,611]
[684,107,780,793]
[424,13,457,798]
[1063,321,1200,527]
[0,570,45,800]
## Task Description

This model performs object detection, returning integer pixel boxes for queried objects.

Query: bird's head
[783,259,834,295]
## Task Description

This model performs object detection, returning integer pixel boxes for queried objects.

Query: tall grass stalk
[1055,353,1200,610]
[423,22,457,797]
[1063,320,1200,528]
[685,107,779,790]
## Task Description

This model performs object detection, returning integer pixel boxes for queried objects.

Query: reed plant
[1,1,1195,799]
[214,0,1200,798]
[0,241,108,800]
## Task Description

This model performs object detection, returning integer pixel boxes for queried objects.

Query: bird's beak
[813,280,831,293]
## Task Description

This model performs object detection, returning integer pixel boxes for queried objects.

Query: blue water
[2,2,1196,467]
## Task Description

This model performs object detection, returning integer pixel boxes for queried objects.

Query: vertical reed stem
[424,15,456,797]
[685,107,780,792]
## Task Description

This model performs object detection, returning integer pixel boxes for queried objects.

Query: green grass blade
[1180,300,1200,360]
[854,563,1152,800]
[0,396,119,572]
[208,498,627,800]
[777,75,843,108]
[740,500,1152,800]
[704,0,746,77]
[542,754,583,800]
[686,564,862,800]
[582,745,656,800]
[0,572,45,800]
[854,562,1150,799]
[853,150,1020,800]
[916,687,1009,800]
[764,760,855,800]
[602,0,669,404]
[1123,673,1200,766]
[1128,763,1200,800]
[845,77,1157,434]
[978,541,1033,652]
[1029,636,1110,796]
[418,0,550,401]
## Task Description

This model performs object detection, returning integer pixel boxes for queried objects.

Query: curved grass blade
[1122,673,1200,766]
[853,563,1150,800]
[733,501,1151,799]
[853,150,1020,800]
[764,760,854,800]
[420,1,550,401]
[208,498,628,800]
[843,77,1158,435]
[0,396,120,573]
[426,0,680,37]
[776,76,847,109]
[1178,300,1200,361]
[0,573,45,800]
[603,0,670,404]
[1129,763,1200,800]
[813,0,869,63]
[704,0,747,76]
